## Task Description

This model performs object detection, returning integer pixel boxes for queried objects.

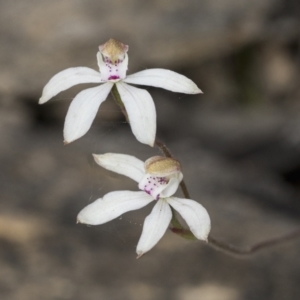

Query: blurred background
[1,0,300,299]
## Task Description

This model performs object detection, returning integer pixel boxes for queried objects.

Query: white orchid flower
[77,153,211,258]
[39,39,202,146]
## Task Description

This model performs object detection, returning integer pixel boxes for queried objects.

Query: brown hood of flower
[145,156,181,176]
[99,38,129,63]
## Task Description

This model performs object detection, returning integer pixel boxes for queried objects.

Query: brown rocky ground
[1,1,300,299]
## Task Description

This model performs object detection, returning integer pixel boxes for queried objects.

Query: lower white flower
[77,153,211,258]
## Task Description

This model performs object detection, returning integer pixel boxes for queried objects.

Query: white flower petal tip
[76,216,86,224]
[136,252,144,259]
[193,88,203,94]
[76,213,88,225]
[148,140,155,148]
[92,153,109,166]
[92,153,99,160]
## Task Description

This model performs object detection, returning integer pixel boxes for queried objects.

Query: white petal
[116,82,156,146]
[93,153,145,182]
[39,67,103,104]
[63,82,113,143]
[124,69,202,94]
[167,197,211,241]
[77,191,154,225]
[136,199,172,258]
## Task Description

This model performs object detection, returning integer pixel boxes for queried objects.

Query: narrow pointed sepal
[124,69,202,94]
[39,67,103,104]
[136,199,172,258]
[63,82,113,143]
[116,82,156,146]
[93,153,145,183]
[77,191,154,226]
[167,197,211,241]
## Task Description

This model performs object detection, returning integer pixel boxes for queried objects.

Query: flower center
[103,56,123,81]
[140,175,169,200]
[98,39,129,82]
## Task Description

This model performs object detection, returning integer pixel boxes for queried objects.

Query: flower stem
[155,139,191,199]
[111,84,129,122]
[154,139,300,257]
[207,229,300,257]
[112,86,300,257]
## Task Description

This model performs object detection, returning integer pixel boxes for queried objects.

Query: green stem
[111,84,129,122]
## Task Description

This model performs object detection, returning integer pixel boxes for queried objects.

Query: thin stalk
[111,84,129,122]
[207,229,300,257]
[154,139,300,257]
[155,139,191,199]
[112,86,300,257]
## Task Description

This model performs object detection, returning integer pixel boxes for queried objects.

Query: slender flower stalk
[154,140,300,257]
[77,153,211,258]
[39,38,202,146]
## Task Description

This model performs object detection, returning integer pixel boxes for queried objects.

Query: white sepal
[136,199,172,258]
[63,82,113,143]
[93,153,145,183]
[77,191,154,226]
[39,67,103,104]
[167,197,211,241]
[124,69,202,94]
[116,81,156,147]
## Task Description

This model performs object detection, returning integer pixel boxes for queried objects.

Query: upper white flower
[77,153,211,258]
[39,39,202,146]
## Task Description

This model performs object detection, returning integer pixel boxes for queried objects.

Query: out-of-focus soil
[1,1,300,299]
